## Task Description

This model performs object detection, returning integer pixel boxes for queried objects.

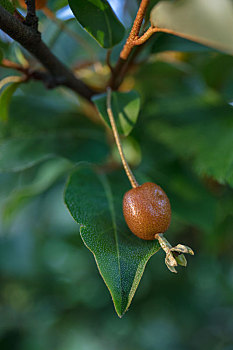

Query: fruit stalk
[107,89,194,273]
[106,87,138,188]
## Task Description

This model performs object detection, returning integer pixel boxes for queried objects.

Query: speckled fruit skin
[123,182,171,240]
[19,0,47,9]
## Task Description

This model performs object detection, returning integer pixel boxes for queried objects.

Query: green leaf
[65,164,160,317]
[3,158,71,222]
[146,102,233,188]
[0,92,109,172]
[0,131,108,172]
[0,0,15,14]
[201,55,233,101]
[0,82,20,122]
[164,166,217,232]
[151,33,213,53]
[150,0,233,55]
[50,0,69,12]
[92,90,140,136]
[68,0,125,48]
[0,48,3,63]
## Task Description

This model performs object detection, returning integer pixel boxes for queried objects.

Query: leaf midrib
[103,7,112,46]
[98,172,122,307]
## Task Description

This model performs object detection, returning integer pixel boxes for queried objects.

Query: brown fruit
[123,182,171,240]
[18,0,47,10]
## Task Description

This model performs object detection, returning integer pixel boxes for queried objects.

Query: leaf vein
[98,172,122,305]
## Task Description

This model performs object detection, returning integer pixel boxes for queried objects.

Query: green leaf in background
[150,0,233,55]
[0,82,20,122]
[151,33,213,53]
[0,48,3,63]
[151,162,217,232]
[146,102,233,188]
[92,90,140,136]
[3,158,71,222]
[68,0,125,48]
[65,164,160,317]
[0,0,15,14]
[201,55,233,101]
[0,90,109,172]
[0,131,108,172]
[48,0,68,12]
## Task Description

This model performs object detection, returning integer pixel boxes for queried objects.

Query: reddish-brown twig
[109,0,157,90]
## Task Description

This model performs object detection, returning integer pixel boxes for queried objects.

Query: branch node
[108,0,152,90]
[25,0,39,32]
[0,4,95,101]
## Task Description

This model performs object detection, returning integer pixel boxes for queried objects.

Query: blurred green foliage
[0,0,233,349]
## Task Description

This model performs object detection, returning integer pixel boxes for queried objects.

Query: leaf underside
[151,0,233,55]
[65,164,160,317]
[151,33,214,53]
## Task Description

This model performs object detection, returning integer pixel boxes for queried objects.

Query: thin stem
[120,0,150,60]
[0,59,28,72]
[134,26,158,45]
[106,50,114,74]
[109,0,152,90]
[130,0,150,37]
[106,87,138,188]
[0,5,95,101]
[0,59,82,89]
[0,75,25,90]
